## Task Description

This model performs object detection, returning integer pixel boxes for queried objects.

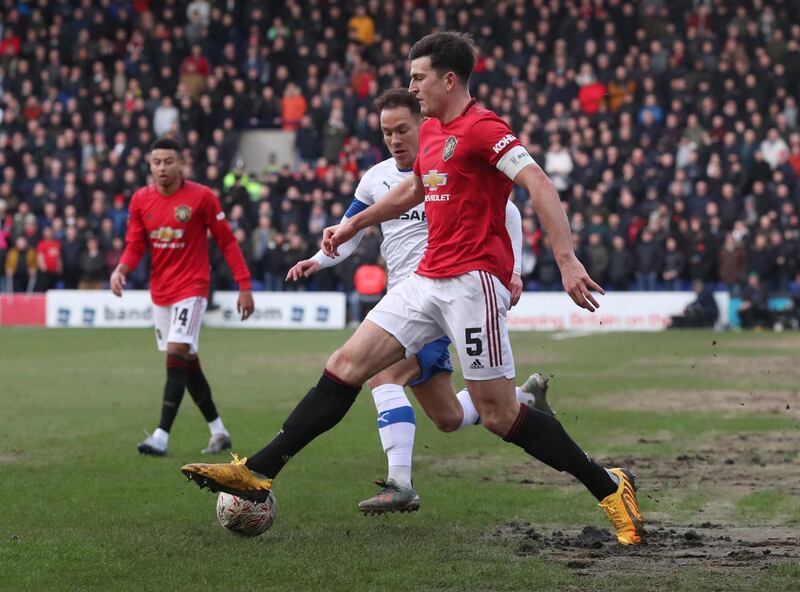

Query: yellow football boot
[181,453,273,503]
[598,467,644,545]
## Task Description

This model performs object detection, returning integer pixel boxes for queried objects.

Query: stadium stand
[1,0,799,322]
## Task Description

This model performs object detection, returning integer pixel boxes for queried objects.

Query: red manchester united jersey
[120,179,251,306]
[413,100,522,288]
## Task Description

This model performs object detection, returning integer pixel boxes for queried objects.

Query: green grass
[1,328,799,591]
[736,490,800,524]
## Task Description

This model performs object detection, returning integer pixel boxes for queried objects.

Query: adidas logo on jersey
[469,359,484,370]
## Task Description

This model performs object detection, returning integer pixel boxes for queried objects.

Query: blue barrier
[728,296,791,327]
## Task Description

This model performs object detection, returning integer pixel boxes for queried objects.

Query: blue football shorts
[409,335,453,386]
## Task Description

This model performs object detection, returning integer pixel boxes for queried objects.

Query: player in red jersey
[180,33,643,545]
[111,138,254,457]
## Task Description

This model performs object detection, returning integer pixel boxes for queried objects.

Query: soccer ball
[216,491,276,537]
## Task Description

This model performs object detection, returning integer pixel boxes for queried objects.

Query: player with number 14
[110,138,255,457]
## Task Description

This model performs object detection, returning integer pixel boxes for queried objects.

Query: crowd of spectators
[1,0,800,313]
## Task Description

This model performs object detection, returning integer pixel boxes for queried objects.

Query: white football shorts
[365,271,515,381]
[153,296,207,353]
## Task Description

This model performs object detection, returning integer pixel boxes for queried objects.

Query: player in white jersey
[310,157,427,291]
[287,89,553,513]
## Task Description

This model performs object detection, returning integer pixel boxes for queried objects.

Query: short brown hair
[373,88,421,117]
[409,32,476,85]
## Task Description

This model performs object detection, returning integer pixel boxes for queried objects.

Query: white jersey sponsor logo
[492,133,517,154]
[354,158,428,289]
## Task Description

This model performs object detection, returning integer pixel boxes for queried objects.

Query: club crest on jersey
[175,205,192,223]
[442,136,457,161]
[422,170,448,190]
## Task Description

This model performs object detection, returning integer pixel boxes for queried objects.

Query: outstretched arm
[286,198,369,282]
[513,162,604,311]
[322,175,425,257]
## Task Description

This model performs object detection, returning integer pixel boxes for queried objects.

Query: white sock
[455,388,480,429]
[515,386,535,406]
[208,417,227,436]
[389,465,412,489]
[372,384,415,488]
[153,427,169,444]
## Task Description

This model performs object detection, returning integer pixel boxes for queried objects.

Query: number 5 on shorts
[465,327,483,356]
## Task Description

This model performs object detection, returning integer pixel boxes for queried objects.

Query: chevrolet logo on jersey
[422,170,448,190]
[150,227,185,242]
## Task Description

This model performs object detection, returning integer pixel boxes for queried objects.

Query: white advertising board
[46,290,723,332]
[507,292,729,332]
[46,290,153,327]
[203,291,345,329]
[46,290,346,329]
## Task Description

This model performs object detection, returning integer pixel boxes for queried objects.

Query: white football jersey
[353,158,427,289]
[311,157,521,289]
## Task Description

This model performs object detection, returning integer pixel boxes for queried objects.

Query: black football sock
[246,370,361,478]
[158,355,189,432]
[504,403,617,501]
[186,358,219,422]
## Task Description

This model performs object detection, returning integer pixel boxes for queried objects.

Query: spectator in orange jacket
[348,6,375,45]
[607,66,636,112]
[281,83,307,131]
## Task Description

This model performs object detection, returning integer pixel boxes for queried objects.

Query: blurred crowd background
[1,0,799,325]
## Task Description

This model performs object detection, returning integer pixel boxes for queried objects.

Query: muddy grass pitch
[491,430,800,580]
[449,329,800,588]
[2,328,798,591]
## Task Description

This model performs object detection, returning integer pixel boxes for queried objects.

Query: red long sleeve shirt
[120,180,251,306]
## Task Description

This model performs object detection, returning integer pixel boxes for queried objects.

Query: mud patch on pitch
[435,431,800,496]
[503,431,800,503]
[489,519,800,579]
[703,354,800,384]
[488,430,800,581]
[612,430,800,498]
[0,448,23,464]
[623,351,800,385]
[599,388,800,418]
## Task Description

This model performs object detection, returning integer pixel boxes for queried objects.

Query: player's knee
[430,410,461,433]
[480,406,518,437]
[481,416,507,436]
[326,347,367,386]
[434,418,460,433]
[166,342,191,359]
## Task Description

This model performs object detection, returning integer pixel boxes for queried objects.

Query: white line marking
[551,331,595,340]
